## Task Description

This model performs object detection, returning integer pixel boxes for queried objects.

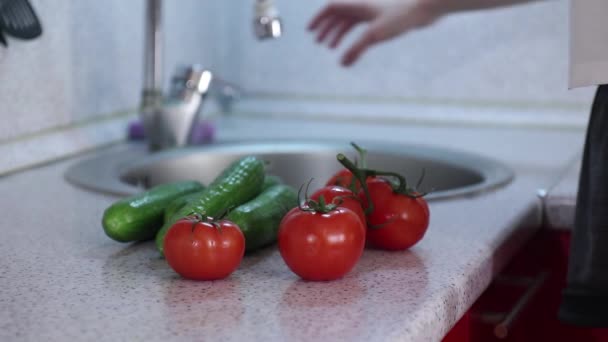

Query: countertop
[0,117,585,342]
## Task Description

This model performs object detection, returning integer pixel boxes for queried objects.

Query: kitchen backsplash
[0,0,225,143]
[0,0,222,174]
[0,0,594,175]
[221,0,595,125]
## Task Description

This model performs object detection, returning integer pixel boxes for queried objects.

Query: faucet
[140,0,282,151]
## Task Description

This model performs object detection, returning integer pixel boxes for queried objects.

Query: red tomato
[310,185,366,226]
[360,178,430,250]
[278,207,365,281]
[326,169,362,191]
[164,218,245,280]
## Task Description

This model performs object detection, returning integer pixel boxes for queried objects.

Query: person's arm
[438,0,538,13]
[309,0,539,66]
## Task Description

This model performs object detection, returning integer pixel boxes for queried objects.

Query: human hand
[308,0,444,66]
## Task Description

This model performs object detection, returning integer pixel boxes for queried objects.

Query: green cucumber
[102,180,204,242]
[262,175,283,190]
[227,184,297,252]
[163,190,205,223]
[156,156,266,255]
[164,175,281,226]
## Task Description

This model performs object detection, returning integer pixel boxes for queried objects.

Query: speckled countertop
[0,117,585,342]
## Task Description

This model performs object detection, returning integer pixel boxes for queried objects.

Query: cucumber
[164,174,280,226]
[163,190,205,223]
[227,184,298,253]
[262,175,283,190]
[156,156,266,255]
[102,180,204,242]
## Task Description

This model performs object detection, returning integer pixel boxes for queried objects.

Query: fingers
[309,2,376,31]
[341,27,380,67]
[316,18,357,47]
[309,2,384,66]
[308,3,337,31]
[330,20,356,48]
[316,16,342,43]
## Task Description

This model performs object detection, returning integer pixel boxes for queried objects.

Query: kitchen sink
[65,140,514,200]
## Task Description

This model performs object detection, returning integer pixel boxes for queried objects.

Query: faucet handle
[211,75,241,113]
[170,65,213,100]
[170,65,241,113]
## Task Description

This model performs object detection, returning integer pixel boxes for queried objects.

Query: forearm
[428,0,542,14]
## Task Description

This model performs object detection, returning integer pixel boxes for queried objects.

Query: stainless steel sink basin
[65,140,514,201]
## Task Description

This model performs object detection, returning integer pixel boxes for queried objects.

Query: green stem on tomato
[337,153,374,215]
[297,179,338,214]
[345,142,368,193]
[184,213,225,233]
[337,152,426,200]
[367,170,408,194]
[296,183,307,212]
[416,168,426,189]
[350,142,368,169]
[306,194,338,213]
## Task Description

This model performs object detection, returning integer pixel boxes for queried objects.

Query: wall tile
[0,0,217,142]
[222,0,595,109]
[0,0,73,141]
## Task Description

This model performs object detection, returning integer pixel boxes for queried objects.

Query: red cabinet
[443,230,608,342]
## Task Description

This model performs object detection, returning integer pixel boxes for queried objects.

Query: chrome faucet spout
[143,0,162,95]
[254,0,282,40]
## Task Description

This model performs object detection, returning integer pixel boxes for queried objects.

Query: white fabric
[570,0,608,88]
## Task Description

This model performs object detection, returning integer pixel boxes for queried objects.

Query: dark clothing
[559,85,608,326]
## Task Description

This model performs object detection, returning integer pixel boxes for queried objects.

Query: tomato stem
[183,213,225,234]
[297,183,307,212]
[416,168,426,189]
[307,194,338,213]
[350,142,368,169]
[368,170,408,193]
[337,153,374,215]
[368,215,398,230]
[298,179,339,214]
[337,153,427,200]
[346,142,368,192]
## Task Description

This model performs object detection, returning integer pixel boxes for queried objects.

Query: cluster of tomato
[278,151,430,281]
[163,145,430,282]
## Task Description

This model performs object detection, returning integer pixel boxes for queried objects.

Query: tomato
[310,185,366,226]
[164,218,245,280]
[278,207,365,281]
[360,178,430,250]
[326,169,362,191]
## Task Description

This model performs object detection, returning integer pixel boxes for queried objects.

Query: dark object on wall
[0,0,42,41]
